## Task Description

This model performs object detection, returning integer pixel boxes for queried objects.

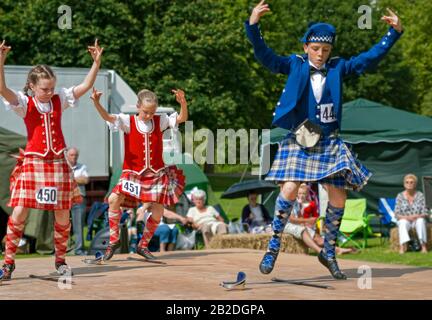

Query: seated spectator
[153,207,187,252]
[186,188,228,248]
[395,174,429,254]
[136,204,187,253]
[241,191,272,233]
[284,183,354,255]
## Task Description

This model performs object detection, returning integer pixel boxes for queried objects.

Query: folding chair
[338,199,375,249]
[378,198,397,242]
[378,198,397,225]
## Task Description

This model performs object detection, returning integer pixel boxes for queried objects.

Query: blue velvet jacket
[245,21,403,130]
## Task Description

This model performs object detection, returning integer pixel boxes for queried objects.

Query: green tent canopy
[0,127,26,215]
[0,127,56,253]
[341,99,432,144]
[265,99,432,213]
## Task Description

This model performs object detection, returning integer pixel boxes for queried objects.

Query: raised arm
[90,88,117,123]
[245,1,293,74]
[344,8,403,76]
[73,39,104,99]
[249,0,270,25]
[0,40,18,105]
[172,89,188,124]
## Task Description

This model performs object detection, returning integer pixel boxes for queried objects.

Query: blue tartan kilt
[265,133,371,191]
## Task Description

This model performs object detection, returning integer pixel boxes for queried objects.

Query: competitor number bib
[122,180,141,198]
[320,103,336,123]
[36,187,58,205]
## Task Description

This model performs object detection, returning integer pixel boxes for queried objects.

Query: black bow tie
[310,66,327,77]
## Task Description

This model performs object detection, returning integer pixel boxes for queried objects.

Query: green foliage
[0,0,429,134]
[382,0,432,115]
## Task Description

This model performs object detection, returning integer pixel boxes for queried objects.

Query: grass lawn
[207,175,252,221]
[338,237,432,268]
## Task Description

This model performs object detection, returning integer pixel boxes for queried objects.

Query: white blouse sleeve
[80,164,90,178]
[1,90,29,118]
[59,87,79,111]
[107,113,131,133]
[159,112,179,131]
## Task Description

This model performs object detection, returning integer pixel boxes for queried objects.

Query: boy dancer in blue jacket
[245,0,403,279]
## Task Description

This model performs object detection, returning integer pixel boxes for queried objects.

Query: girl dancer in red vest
[0,39,103,279]
[91,87,187,260]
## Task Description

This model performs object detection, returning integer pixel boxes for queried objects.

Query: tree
[0,0,427,135]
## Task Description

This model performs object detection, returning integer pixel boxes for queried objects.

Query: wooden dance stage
[1,249,431,300]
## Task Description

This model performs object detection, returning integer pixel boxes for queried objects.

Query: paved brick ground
[0,249,431,300]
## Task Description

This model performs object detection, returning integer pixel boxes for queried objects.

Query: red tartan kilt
[8,155,82,210]
[111,166,186,208]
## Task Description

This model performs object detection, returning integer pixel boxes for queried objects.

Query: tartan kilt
[265,133,371,191]
[8,155,83,210]
[111,165,185,208]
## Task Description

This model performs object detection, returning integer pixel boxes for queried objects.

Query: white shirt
[250,205,264,223]
[107,112,178,133]
[186,206,220,226]
[309,60,327,103]
[2,87,79,118]
[71,163,89,196]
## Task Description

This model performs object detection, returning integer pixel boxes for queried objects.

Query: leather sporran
[294,119,322,148]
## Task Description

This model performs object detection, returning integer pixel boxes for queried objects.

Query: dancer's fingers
[386,8,396,17]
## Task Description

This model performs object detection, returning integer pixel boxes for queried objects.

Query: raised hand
[90,87,103,103]
[87,39,104,64]
[249,0,271,25]
[381,8,403,33]
[172,89,186,106]
[0,40,12,65]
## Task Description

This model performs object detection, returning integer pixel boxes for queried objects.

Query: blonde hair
[137,89,158,107]
[404,174,418,184]
[299,183,308,191]
[23,65,56,96]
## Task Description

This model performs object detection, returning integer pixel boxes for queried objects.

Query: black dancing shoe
[103,241,121,261]
[259,250,279,275]
[1,263,15,280]
[318,250,347,280]
[55,262,74,276]
[136,247,157,260]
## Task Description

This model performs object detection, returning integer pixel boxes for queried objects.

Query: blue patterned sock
[268,194,295,252]
[323,204,345,259]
